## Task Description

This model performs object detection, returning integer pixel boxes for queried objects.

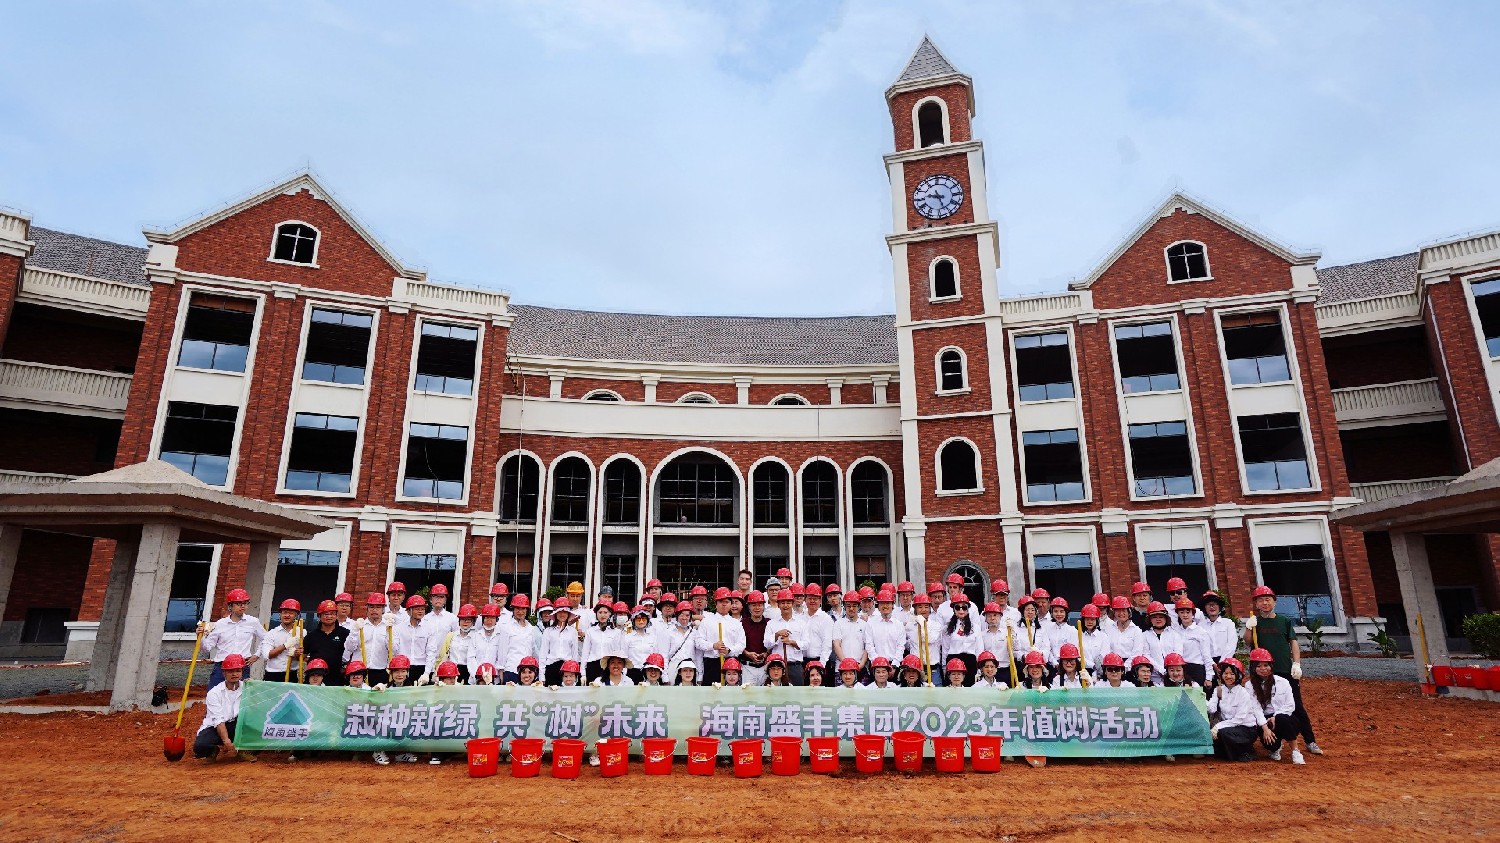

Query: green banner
[234,681,1211,757]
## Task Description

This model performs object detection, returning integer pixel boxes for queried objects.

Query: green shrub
[1301,617,1326,654]
[543,585,565,601]
[1366,623,1398,658]
[1462,612,1500,659]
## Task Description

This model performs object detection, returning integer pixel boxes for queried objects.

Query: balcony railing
[1350,476,1455,503]
[0,470,77,486]
[20,266,150,317]
[0,358,132,417]
[1331,378,1444,426]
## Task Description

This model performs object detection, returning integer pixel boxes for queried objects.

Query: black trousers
[193,719,236,759]
[585,661,605,684]
[953,653,978,686]
[261,671,289,682]
[1184,663,1207,685]
[366,669,389,686]
[1261,713,1302,750]
[457,665,470,685]
[1282,675,1317,743]
[409,665,426,686]
[1213,724,1258,762]
[544,661,564,687]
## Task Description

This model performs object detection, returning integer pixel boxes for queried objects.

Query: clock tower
[885,38,1023,594]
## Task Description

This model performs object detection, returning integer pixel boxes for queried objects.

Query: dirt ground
[0,677,1496,842]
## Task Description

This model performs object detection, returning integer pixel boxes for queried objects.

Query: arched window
[498,454,540,522]
[850,461,889,526]
[677,392,717,405]
[550,456,591,525]
[752,461,789,525]
[657,452,737,524]
[770,394,809,406]
[602,459,641,524]
[583,389,622,402]
[937,347,967,393]
[271,222,319,265]
[801,461,839,527]
[938,439,980,492]
[931,257,959,299]
[917,100,946,148]
[1165,241,1210,282]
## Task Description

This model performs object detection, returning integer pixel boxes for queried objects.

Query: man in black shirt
[1129,581,1153,630]
[302,599,349,685]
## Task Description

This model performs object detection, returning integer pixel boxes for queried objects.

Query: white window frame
[935,436,984,496]
[768,393,811,406]
[1245,515,1344,631]
[929,255,961,302]
[1458,270,1500,427]
[1132,520,1217,590]
[547,451,598,528]
[387,524,467,607]
[676,391,718,405]
[293,301,380,389]
[409,316,484,398]
[1022,526,1101,600]
[395,420,474,506]
[267,220,322,268]
[934,345,970,395]
[1010,324,1080,405]
[1016,426,1091,507]
[911,95,952,149]
[1164,239,1212,284]
[582,388,624,402]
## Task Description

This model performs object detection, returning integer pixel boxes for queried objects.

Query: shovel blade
[163,735,186,762]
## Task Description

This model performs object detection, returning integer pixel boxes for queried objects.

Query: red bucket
[852,734,886,773]
[891,730,924,772]
[807,736,840,774]
[969,734,1003,772]
[731,739,763,778]
[642,737,677,775]
[1431,665,1455,686]
[597,738,630,778]
[510,738,545,777]
[466,737,501,778]
[1488,666,1500,690]
[1473,668,1494,691]
[933,736,966,773]
[551,738,585,779]
[1454,666,1477,688]
[686,736,719,775]
[770,737,802,776]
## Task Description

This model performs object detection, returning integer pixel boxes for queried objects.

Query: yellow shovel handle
[174,629,205,733]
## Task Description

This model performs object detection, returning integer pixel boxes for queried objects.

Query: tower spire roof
[895,36,959,84]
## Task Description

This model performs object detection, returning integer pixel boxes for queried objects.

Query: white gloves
[711,682,722,689]
[1210,724,1221,739]
[590,679,602,687]
[413,672,432,686]
[197,621,214,634]
[505,681,517,687]
[373,683,388,692]
[382,612,398,626]
[1291,662,1302,680]
[1244,615,1257,630]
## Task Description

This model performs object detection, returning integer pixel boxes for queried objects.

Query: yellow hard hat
[567,580,584,594]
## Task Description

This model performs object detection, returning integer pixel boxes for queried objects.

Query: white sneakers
[1307,742,1324,755]
[1292,749,1306,765]
[398,753,418,764]
[1269,748,1282,761]
[373,751,391,766]
[429,756,442,765]
[588,754,600,767]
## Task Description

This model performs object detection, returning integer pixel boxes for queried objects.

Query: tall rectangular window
[550,458,590,525]
[283,413,358,493]
[414,322,478,396]
[1473,278,1500,358]
[499,457,540,523]
[1032,553,1093,615]
[601,555,638,605]
[753,464,788,526]
[1222,312,1291,385]
[850,463,888,526]
[1114,321,1180,393]
[394,552,457,595]
[1143,548,1209,598]
[402,423,468,500]
[165,544,214,632]
[1239,413,1312,492]
[274,549,341,626]
[302,308,373,385]
[159,402,237,486]
[492,552,533,599]
[658,458,735,525]
[1022,429,1085,502]
[854,554,889,588]
[177,294,255,373]
[801,463,838,526]
[1257,543,1335,625]
[603,462,641,525]
[753,556,787,587]
[1128,421,1196,497]
[1015,332,1075,401]
[547,554,587,593]
[802,555,840,586]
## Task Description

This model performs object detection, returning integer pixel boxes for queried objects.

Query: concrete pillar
[244,540,282,680]
[1002,524,1025,593]
[1390,530,1449,682]
[0,524,23,630]
[87,534,140,691]
[110,522,180,710]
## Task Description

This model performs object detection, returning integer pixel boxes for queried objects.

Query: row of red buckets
[1430,664,1500,691]
[465,732,1004,779]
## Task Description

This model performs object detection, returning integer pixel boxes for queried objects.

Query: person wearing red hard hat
[765,588,809,685]
[466,603,504,684]
[1106,595,1146,670]
[737,590,770,687]
[835,657,861,689]
[1018,650,1049,691]
[892,580,916,624]
[1207,656,1266,761]
[1140,601,1184,683]
[1011,596,1044,671]
[864,588,905,674]
[334,592,356,631]
[1129,581,1153,630]
[341,592,401,686]
[719,657,743,688]
[193,653,247,761]
[259,598,306,683]
[696,585,745,686]
[1162,577,1205,625]
[1038,596,1073,668]
[645,577,665,602]
[497,594,538,684]
[979,602,1010,667]
[304,658,328,686]
[764,652,792,687]
[973,651,1007,689]
[906,592,940,683]
[425,604,478,685]
[942,594,983,686]
[802,583,834,677]
[303,599,350,686]
[423,583,458,639]
[637,652,666,686]
[863,656,894,689]
[395,595,433,685]
[1098,652,1130,689]
[540,597,582,687]
[1244,584,1321,755]
[989,579,1021,628]
[940,657,965,688]
[938,572,967,624]
[657,600,700,683]
[1075,603,1109,679]
[581,600,622,685]
[624,605,657,683]
[832,591,868,683]
[897,653,929,688]
[1248,648,1305,764]
[385,582,409,623]
[1160,651,1198,692]
[1171,599,1211,687]
[1049,642,1086,689]
[1128,654,1156,687]
[488,581,510,608]
[1199,591,1237,670]
[201,586,265,689]
[514,655,542,687]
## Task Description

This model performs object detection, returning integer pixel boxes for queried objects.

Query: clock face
[912,174,965,220]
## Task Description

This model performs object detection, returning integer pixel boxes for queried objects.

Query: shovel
[163,628,205,761]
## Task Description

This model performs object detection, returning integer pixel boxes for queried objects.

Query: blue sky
[3,1,1498,316]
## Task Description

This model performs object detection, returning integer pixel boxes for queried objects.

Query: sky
[3,1,1499,317]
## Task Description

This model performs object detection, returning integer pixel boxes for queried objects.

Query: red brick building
[1,39,1496,659]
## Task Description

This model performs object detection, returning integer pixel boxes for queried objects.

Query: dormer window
[916,100,947,148]
[1165,241,1209,282]
[271,222,319,265]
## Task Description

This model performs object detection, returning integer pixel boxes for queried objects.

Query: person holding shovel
[341,593,400,686]
[260,599,304,683]
[1244,585,1322,755]
[200,587,263,688]
[193,653,247,762]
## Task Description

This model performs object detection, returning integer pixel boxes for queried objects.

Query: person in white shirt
[989,579,1022,628]
[395,595,435,684]
[835,657,861,689]
[929,582,951,627]
[467,604,507,684]
[341,593,401,686]
[1098,652,1132,688]
[422,583,459,639]
[802,584,835,671]
[764,589,809,685]
[943,658,969,688]
[1010,597,1044,672]
[1173,600,1211,686]
[942,595,983,684]
[906,593,941,678]
[1051,643,1087,689]
[533,603,552,654]
[657,601,699,678]
[832,596,867,681]
[673,659,699,687]
[1076,604,1110,678]
[1038,597,1075,667]
[972,651,1007,689]
[193,653,246,761]
[893,581,916,626]
[581,602,622,684]
[541,598,583,687]
[1105,596,1146,666]
[1163,577,1207,625]
[979,602,1010,662]
[1141,602,1184,681]
[427,603,478,684]
[595,652,634,687]
[624,607,658,683]
[259,599,305,682]
[1017,650,1050,691]
[384,582,409,624]
[1200,592,1239,668]
[498,594,536,683]
[1248,648,1305,764]
[200,587,264,688]
[334,592,357,632]
[862,656,895,689]
[939,573,967,625]
[1206,657,1268,762]
[696,587,745,686]
[897,654,932,687]
[863,591,906,668]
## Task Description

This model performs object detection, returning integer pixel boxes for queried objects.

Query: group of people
[192,569,1322,767]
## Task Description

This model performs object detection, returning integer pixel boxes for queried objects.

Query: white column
[826,379,844,406]
[641,374,659,404]
[110,523,180,710]
[872,376,890,406]
[735,377,752,405]
[1389,531,1449,681]
[547,369,565,399]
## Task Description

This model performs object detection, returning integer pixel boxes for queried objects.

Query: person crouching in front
[194,653,247,762]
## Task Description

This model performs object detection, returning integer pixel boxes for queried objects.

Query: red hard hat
[366,593,387,606]
[676,601,692,613]
[226,588,250,603]
[405,595,426,609]
[1253,585,1276,598]
[1163,653,1186,667]
[825,583,842,594]
[306,659,329,672]
[859,586,876,599]
[927,582,943,594]
[946,573,964,586]
[776,567,793,579]
[1092,593,1110,607]
[646,578,662,589]
[690,585,708,596]
[1147,601,1168,615]
[1058,643,1080,660]
[491,583,509,595]
[278,598,301,612]
[386,582,406,593]
[1221,657,1245,674]
[913,593,932,606]
[876,590,895,603]
[561,660,581,674]
[335,592,354,603]
[951,594,970,606]
[870,657,892,669]
[1166,577,1188,592]
[435,661,459,678]
[727,590,742,601]
[511,594,530,609]
[723,658,742,672]
[631,605,651,618]
[991,579,1009,594]
[1131,581,1151,595]
[479,604,501,617]
[804,583,823,596]
[389,655,411,670]
[805,660,824,673]
[977,651,999,665]
[429,583,448,595]
[1081,604,1100,619]
[767,653,786,666]
[1031,588,1049,601]
[221,654,247,670]
[789,583,805,596]
[552,597,572,611]
[457,603,479,618]
[645,653,665,669]
[901,654,922,670]
[1249,648,1274,663]
[344,660,367,675]
[520,656,540,668]
[714,587,732,601]
[476,663,496,679]
[1102,653,1125,668]
[776,589,795,602]
[1131,655,1153,668]
[317,599,338,614]
[982,601,1000,614]
[1050,597,1069,610]
[612,601,628,613]
[946,658,966,673]
[1023,651,1045,666]
[1175,599,1195,611]
[537,598,553,610]
[897,581,915,593]
[1111,596,1131,610]
[1016,595,1034,608]
[661,592,677,604]
[838,658,859,672]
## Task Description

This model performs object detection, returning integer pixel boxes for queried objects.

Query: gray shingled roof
[28,227,149,287]
[895,36,959,84]
[1315,252,1418,304]
[509,305,897,366]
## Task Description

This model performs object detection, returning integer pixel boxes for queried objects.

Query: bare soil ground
[0,677,1496,842]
